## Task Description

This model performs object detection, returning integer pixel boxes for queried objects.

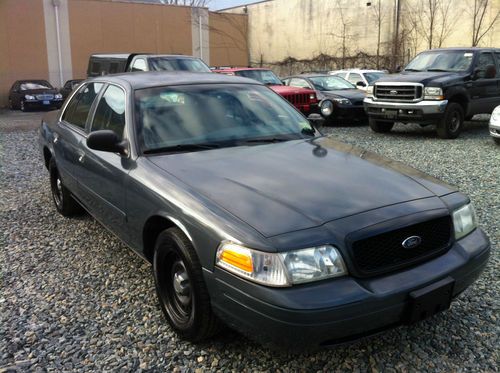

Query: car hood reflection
[149,137,456,237]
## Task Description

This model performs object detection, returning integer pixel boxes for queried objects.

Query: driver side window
[90,85,126,140]
[477,53,495,79]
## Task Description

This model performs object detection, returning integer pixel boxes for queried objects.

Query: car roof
[421,47,500,52]
[330,69,386,73]
[90,53,191,59]
[213,67,270,72]
[285,74,340,79]
[89,71,263,90]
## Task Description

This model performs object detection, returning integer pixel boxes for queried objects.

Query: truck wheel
[49,159,83,216]
[20,100,28,112]
[437,103,464,139]
[153,227,221,342]
[369,118,394,133]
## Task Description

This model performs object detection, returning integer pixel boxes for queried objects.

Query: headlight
[55,93,63,99]
[490,106,500,124]
[452,203,478,240]
[216,242,347,287]
[320,100,334,117]
[309,93,316,100]
[24,95,36,100]
[366,85,374,98]
[332,97,351,105]
[424,87,444,100]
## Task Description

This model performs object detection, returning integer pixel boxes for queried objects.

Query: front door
[470,52,499,114]
[78,84,131,240]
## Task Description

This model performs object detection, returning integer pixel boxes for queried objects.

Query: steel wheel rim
[52,173,63,208]
[449,111,461,132]
[159,252,193,324]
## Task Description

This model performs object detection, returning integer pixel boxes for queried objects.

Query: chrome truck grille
[374,83,423,102]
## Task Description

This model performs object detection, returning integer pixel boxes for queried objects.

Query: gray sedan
[39,72,490,350]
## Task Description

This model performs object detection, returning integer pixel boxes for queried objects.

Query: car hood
[270,85,315,94]
[19,88,59,95]
[320,89,366,103]
[375,71,468,86]
[149,137,456,237]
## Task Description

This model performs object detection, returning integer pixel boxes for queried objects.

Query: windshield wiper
[238,136,296,144]
[404,68,422,72]
[426,68,449,72]
[143,143,221,154]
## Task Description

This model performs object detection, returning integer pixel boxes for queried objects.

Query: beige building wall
[224,0,500,71]
[0,0,50,107]
[68,0,194,79]
[209,12,249,66]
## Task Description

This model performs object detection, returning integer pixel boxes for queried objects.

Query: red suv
[213,67,319,116]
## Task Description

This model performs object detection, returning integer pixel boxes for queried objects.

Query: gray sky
[210,0,252,10]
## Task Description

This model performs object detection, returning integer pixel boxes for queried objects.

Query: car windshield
[135,84,316,153]
[233,70,283,85]
[405,51,474,72]
[20,81,53,90]
[149,57,211,73]
[309,76,355,90]
[364,72,386,84]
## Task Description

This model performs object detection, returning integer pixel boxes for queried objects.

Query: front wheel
[20,100,27,112]
[437,102,464,139]
[369,118,394,133]
[153,228,220,342]
[493,137,500,145]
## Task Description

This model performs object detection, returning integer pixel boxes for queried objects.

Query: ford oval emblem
[402,236,422,249]
[390,89,398,95]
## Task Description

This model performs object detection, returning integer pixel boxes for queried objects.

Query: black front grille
[350,216,452,276]
[374,84,422,101]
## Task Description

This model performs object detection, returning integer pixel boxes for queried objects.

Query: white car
[328,69,387,90]
[489,106,500,145]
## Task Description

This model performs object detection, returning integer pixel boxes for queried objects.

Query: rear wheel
[49,159,83,216]
[437,102,464,139]
[369,118,394,133]
[153,228,220,342]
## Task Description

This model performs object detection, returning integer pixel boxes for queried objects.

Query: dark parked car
[283,74,366,124]
[9,80,63,111]
[213,67,323,118]
[87,53,211,77]
[60,79,84,100]
[364,47,500,138]
[39,72,490,350]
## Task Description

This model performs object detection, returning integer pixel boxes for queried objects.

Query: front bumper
[25,100,63,109]
[364,97,448,122]
[204,228,490,350]
[489,121,500,138]
[328,105,366,123]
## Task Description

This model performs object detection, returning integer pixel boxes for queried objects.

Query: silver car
[489,105,500,145]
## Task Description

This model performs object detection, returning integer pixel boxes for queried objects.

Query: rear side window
[131,58,147,72]
[62,83,104,129]
[90,85,126,139]
[334,72,347,79]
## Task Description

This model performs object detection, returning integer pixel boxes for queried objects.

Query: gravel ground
[0,110,498,372]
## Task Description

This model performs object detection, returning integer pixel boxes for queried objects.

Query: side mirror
[356,81,367,88]
[87,130,127,155]
[308,113,325,128]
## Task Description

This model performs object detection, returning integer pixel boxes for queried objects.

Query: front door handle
[53,134,59,144]
[78,153,85,163]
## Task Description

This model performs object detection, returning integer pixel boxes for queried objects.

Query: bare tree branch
[470,0,500,46]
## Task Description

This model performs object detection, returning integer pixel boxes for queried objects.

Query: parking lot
[0,109,498,372]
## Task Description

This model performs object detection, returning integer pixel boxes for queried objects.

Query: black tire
[437,102,464,139]
[8,98,15,110]
[49,158,83,216]
[369,117,394,133]
[20,100,27,112]
[494,137,500,145]
[153,228,220,342]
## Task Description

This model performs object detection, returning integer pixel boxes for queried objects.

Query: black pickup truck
[364,48,500,138]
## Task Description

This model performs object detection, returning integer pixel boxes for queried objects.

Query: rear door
[55,83,104,196]
[78,84,131,239]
